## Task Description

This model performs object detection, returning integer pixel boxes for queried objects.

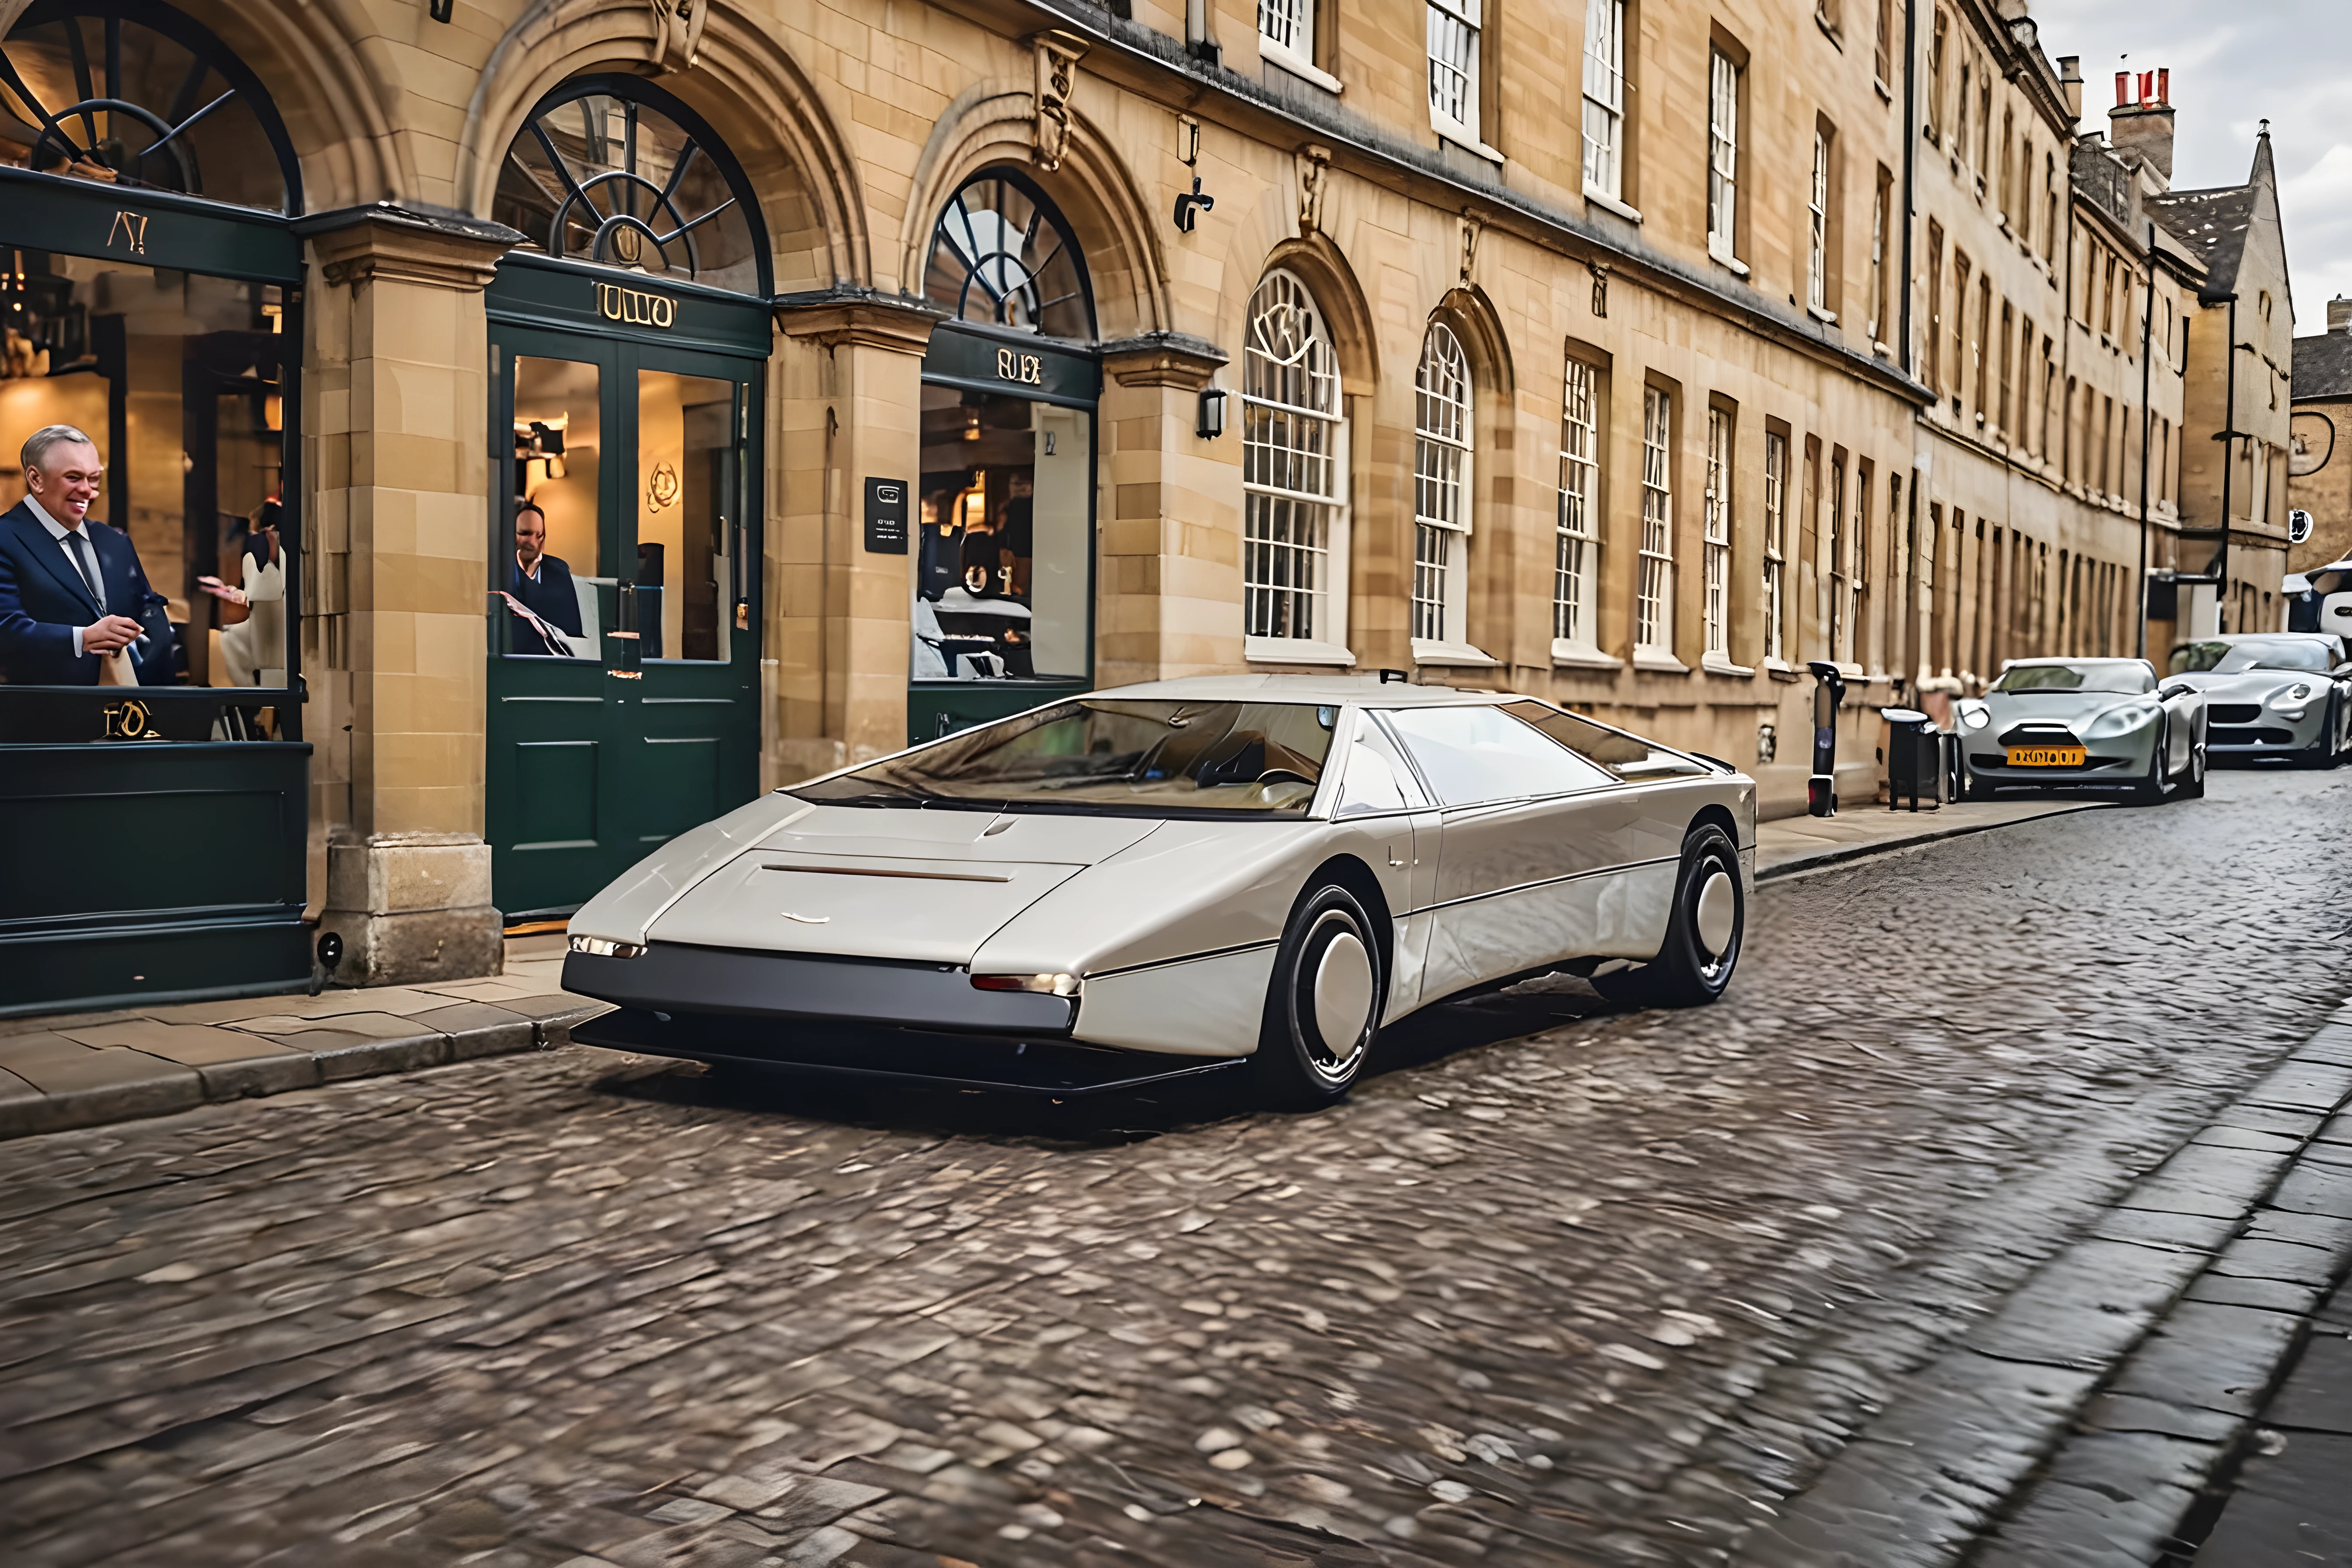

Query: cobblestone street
[4,770,2350,1568]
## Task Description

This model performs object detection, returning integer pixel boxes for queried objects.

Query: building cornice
[296,201,523,291]
[999,0,1933,409]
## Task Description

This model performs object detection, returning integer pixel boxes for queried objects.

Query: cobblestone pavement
[4,770,2350,1568]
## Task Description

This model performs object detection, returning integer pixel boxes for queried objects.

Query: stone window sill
[1246,635,1356,666]
[1262,42,1342,94]
[1412,638,1499,667]
[1631,649,1689,674]
[1701,653,1756,678]
[1585,186,1642,224]
[1550,641,1623,670]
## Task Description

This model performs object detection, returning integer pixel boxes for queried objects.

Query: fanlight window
[494,83,762,295]
[924,171,1092,341]
[1242,270,1344,646]
[0,0,296,213]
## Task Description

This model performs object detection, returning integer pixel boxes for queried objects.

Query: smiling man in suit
[0,424,168,686]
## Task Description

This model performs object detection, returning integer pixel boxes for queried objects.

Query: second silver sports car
[561,676,1757,1105]
[1954,657,2206,803]
[2166,634,2352,766]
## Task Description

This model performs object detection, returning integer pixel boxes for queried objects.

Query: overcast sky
[2033,0,2350,334]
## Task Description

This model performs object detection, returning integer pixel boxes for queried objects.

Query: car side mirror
[2334,663,2352,679]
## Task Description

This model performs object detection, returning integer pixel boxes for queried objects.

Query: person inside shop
[506,498,585,655]
[0,423,173,686]
[197,499,288,686]
[958,498,1003,597]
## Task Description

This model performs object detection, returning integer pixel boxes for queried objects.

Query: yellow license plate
[2006,745,2085,767]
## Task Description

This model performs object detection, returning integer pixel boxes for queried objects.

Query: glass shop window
[0,249,293,734]
[915,387,1090,684]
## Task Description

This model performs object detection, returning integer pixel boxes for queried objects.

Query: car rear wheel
[1252,881,1384,1109]
[2301,691,2342,769]
[1595,824,1744,1009]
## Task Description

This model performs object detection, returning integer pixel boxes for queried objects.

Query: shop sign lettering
[101,699,160,739]
[995,348,1044,386]
[595,281,676,329]
[108,211,149,255]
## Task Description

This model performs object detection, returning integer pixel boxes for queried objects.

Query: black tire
[2181,720,2208,798]
[2301,691,2341,769]
[1957,759,1994,801]
[1252,880,1385,1109]
[2131,718,2171,805]
[1594,824,1745,1009]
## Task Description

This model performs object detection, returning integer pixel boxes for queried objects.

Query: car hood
[639,805,1166,965]
[2172,670,2317,701]
[1980,691,2157,731]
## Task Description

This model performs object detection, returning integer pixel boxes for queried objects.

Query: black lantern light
[1197,385,1228,440]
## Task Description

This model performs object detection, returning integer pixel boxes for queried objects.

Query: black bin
[1881,707,1944,812]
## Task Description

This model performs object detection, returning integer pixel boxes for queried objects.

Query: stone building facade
[2289,299,2352,574]
[0,0,2297,1002]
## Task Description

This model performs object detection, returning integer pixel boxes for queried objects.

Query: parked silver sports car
[1954,657,2205,802]
[562,676,1757,1105]
[2166,634,2351,767]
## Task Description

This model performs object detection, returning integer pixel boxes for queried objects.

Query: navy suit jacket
[0,500,173,686]
[509,553,585,638]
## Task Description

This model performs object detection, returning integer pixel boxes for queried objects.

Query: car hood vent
[1996,723,2083,748]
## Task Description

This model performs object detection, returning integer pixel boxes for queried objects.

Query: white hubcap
[1694,870,1737,958]
[1311,930,1374,1057]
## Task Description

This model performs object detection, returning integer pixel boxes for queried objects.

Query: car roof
[1093,673,1519,706]
[2171,632,2334,646]
[2002,656,2152,669]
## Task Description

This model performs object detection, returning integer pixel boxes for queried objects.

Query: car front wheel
[1252,880,1385,1109]
[1596,824,1745,1009]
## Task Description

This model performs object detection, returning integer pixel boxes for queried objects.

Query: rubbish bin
[1881,707,1943,812]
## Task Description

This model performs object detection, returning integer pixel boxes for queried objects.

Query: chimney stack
[2058,56,2083,119]
[2331,296,2352,336]
[2108,64,2176,189]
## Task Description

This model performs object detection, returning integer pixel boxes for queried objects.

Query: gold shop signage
[995,348,1044,386]
[101,698,161,739]
[595,281,677,329]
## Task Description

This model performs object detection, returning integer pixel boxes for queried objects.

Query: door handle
[1388,847,1407,868]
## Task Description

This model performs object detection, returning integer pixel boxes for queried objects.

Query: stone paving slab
[0,946,602,1142]
[1753,798,2113,879]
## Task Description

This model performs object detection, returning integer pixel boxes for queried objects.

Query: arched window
[493,77,766,294]
[1242,270,1347,654]
[924,170,1093,341]
[0,0,298,213]
[1412,322,1473,648]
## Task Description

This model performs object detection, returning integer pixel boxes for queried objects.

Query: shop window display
[916,388,1089,685]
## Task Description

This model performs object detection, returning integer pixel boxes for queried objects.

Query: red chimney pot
[2115,71,2130,107]
[2157,68,2169,104]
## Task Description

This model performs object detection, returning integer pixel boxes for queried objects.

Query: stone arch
[0,0,411,210]
[899,82,1169,340]
[1432,284,1516,402]
[455,0,866,294]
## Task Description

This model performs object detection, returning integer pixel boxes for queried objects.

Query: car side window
[1335,742,1408,816]
[1381,705,1617,807]
[1502,700,1712,780]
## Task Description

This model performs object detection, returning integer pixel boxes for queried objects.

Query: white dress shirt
[26,494,106,656]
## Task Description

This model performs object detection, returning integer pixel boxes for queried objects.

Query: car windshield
[2169,641,2231,674]
[791,700,1338,816]
[1992,662,2154,695]
[2213,641,2332,675]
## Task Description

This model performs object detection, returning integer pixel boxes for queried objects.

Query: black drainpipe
[1899,0,1919,381]
[2135,221,2155,658]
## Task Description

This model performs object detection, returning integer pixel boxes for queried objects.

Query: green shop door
[485,312,762,920]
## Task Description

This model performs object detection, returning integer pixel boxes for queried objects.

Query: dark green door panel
[0,742,311,1015]
[485,310,762,920]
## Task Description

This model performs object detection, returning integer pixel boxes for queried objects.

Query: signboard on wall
[864,477,909,554]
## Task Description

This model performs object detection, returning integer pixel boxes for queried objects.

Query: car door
[1326,711,1442,1021]
[1379,703,1628,1004]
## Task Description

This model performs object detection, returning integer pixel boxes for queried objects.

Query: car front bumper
[564,943,1075,1035]
[2206,705,2325,756]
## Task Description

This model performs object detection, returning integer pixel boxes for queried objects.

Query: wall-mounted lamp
[1197,386,1228,440]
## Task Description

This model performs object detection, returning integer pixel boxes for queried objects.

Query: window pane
[1385,704,1614,805]
[1504,701,1712,780]
[1243,271,1340,643]
[917,390,1089,683]
[1335,740,1408,816]
[509,355,602,659]
[637,369,738,663]
[0,252,290,700]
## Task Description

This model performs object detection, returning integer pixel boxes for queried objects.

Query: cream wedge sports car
[562,676,1757,1105]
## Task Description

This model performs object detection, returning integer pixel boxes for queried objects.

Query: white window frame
[1242,269,1352,665]
[1634,385,1675,658]
[1554,356,1604,660]
[1762,430,1788,665]
[1258,0,1320,82]
[1708,50,1740,265]
[1582,0,1625,204]
[1702,406,1731,660]
[1426,0,1483,150]
[1412,322,1488,664]
[1824,454,1846,662]
[1866,173,1887,344]
[1807,129,1833,317]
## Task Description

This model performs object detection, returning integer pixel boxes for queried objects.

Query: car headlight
[1957,704,1991,731]
[973,971,1082,997]
[569,935,647,959]
[2269,683,2316,712]
[2082,704,2156,739]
